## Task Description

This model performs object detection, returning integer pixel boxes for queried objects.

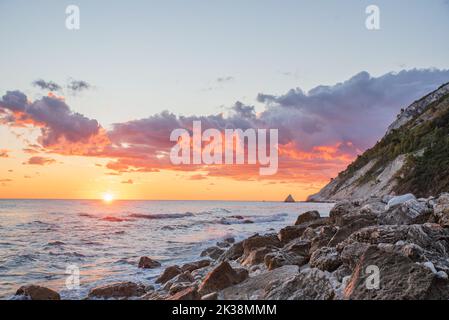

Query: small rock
[138,256,161,269]
[284,194,295,203]
[15,285,60,300]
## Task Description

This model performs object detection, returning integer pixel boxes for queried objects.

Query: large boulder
[344,245,449,299]
[265,268,335,300]
[138,256,161,269]
[279,219,329,244]
[379,199,432,225]
[15,285,60,300]
[88,282,146,299]
[385,193,416,210]
[295,210,321,225]
[241,246,277,267]
[156,265,182,284]
[264,251,307,271]
[198,261,249,295]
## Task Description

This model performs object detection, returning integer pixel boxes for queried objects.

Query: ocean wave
[101,216,129,222]
[47,241,65,246]
[215,213,288,225]
[128,212,194,220]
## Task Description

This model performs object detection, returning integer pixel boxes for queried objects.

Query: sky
[1,0,449,200]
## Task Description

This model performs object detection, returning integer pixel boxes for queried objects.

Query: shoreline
[12,192,449,300]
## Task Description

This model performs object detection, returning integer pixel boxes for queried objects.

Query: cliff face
[308,82,449,202]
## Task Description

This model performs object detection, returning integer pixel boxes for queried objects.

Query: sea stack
[284,194,295,203]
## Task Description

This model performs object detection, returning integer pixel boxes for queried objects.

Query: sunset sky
[1,0,449,200]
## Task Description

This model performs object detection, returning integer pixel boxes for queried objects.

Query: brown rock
[309,247,341,272]
[198,261,249,295]
[181,259,211,272]
[242,233,282,257]
[156,265,182,284]
[264,251,307,270]
[200,246,225,260]
[166,287,201,300]
[138,256,161,269]
[15,285,60,300]
[295,210,321,225]
[88,281,146,299]
[241,246,277,266]
[219,241,244,261]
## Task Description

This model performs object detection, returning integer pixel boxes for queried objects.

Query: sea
[0,199,334,299]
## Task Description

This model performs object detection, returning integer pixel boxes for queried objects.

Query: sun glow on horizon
[102,193,114,203]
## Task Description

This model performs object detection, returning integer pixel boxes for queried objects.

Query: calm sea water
[0,199,334,299]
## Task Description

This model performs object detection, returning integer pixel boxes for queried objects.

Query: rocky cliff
[308,82,449,202]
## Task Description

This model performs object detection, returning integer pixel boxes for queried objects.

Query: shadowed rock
[88,282,146,299]
[198,261,249,295]
[138,256,161,269]
[15,285,60,300]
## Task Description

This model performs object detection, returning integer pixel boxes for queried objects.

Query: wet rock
[220,265,299,300]
[163,271,195,291]
[295,210,320,225]
[169,282,194,295]
[88,282,146,299]
[15,285,60,300]
[156,265,182,284]
[181,259,211,272]
[200,246,225,260]
[166,287,201,300]
[138,256,161,269]
[344,245,449,300]
[309,247,341,272]
[219,241,244,261]
[266,268,335,300]
[198,261,249,295]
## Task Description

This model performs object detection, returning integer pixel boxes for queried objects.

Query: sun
[102,193,114,202]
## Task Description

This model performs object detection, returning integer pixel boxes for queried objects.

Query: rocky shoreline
[13,192,449,300]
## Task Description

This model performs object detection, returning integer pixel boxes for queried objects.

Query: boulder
[327,215,377,247]
[295,210,320,225]
[156,265,182,284]
[15,285,60,300]
[284,194,295,203]
[138,256,161,269]
[181,259,211,272]
[379,199,432,225]
[166,287,201,300]
[282,239,311,257]
[344,245,449,299]
[265,268,335,300]
[309,247,342,272]
[220,265,299,300]
[88,281,146,299]
[200,246,225,260]
[198,261,249,295]
[385,193,416,210]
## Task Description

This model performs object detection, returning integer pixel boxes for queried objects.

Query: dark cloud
[32,79,61,92]
[0,91,102,147]
[68,79,91,92]
[24,156,56,165]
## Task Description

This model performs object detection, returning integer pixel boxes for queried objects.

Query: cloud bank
[1,69,449,183]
